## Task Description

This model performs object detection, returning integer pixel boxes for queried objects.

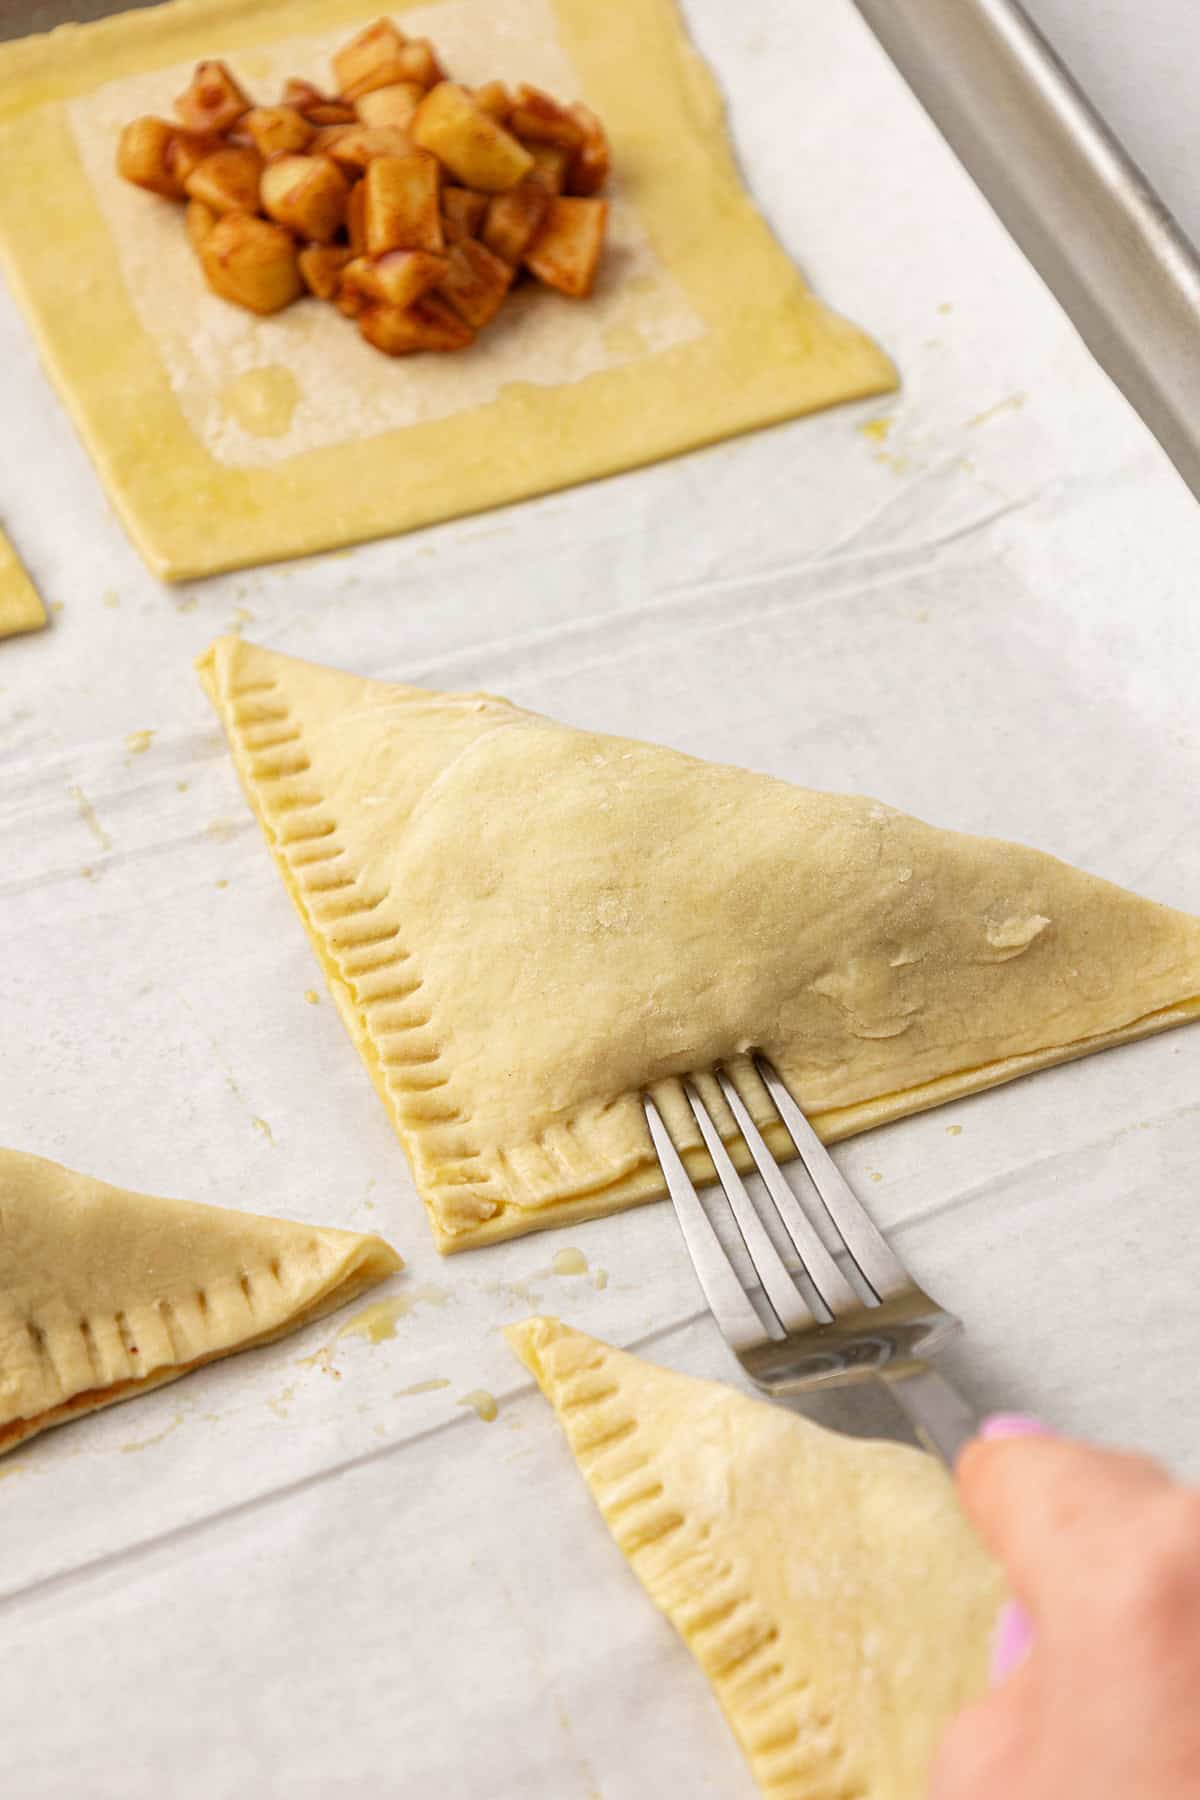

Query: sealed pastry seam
[507,1317,1002,1799]
[0,1147,401,1452]
[199,636,1200,1254]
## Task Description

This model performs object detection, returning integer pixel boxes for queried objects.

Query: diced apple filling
[117,18,612,353]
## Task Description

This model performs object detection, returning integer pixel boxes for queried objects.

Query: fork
[643,1057,980,1465]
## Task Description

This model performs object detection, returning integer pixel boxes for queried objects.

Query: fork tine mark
[756,1058,911,1302]
[715,1069,863,1318]
[643,1097,765,1355]
[682,1084,814,1337]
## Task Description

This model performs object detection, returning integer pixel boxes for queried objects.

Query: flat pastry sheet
[0,0,892,580]
[1,0,1198,1795]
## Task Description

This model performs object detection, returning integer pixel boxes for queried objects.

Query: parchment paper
[1,0,1198,1793]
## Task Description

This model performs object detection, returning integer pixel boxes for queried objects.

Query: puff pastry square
[0,1146,401,1453]
[0,0,894,580]
[0,531,46,640]
[199,636,1200,1253]
[508,1317,1001,1800]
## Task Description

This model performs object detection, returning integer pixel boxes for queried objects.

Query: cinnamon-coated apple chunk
[183,145,263,214]
[565,103,609,195]
[323,125,413,171]
[333,19,412,101]
[167,128,225,185]
[175,60,249,134]
[364,151,443,254]
[341,249,448,309]
[508,84,583,151]
[200,213,303,313]
[441,186,488,243]
[355,81,425,130]
[524,195,607,297]
[243,105,314,158]
[473,81,511,122]
[297,243,354,299]
[311,100,358,125]
[116,117,185,197]
[436,237,513,328]
[411,83,533,192]
[524,143,569,194]
[394,39,445,87]
[359,293,474,353]
[345,179,367,254]
[185,197,218,253]
[260,154,349,243]
[482,180,549,264]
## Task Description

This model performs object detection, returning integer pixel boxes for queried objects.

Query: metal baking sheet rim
[3,0,1200,497]
[852,0,1200,501]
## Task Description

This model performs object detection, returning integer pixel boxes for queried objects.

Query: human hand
[931,1418,1200,1799]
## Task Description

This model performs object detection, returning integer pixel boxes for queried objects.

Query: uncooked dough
[0,531,46,639]
[0,1146,401,1453]
[508,1316,1002,1800]
[199,634,1200,1252]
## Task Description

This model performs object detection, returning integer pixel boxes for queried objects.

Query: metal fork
[643,1057,979,1465]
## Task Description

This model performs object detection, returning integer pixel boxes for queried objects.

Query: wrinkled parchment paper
[1,0,1197,1793]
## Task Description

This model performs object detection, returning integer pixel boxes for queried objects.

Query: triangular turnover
[199,636,1200,1253]
[0,1147,401,1453]
[507,1317,1001,1800]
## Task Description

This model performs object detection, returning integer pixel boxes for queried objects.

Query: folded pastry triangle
[199,635,1200,1253]
[0,1147,401,1454]
[508,1317,1001,1800]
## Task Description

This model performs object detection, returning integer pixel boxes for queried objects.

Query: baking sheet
[1,0,1198,1792]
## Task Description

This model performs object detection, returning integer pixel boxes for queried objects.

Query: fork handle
[882,1365,981,1467]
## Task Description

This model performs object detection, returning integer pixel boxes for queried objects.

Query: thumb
[956,1432,1170,1618]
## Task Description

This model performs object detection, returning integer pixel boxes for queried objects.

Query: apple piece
[364,150,442,254]
[394,38,445,87]
[323,124,413,170]
[346,179,367,253]
[260,153,349,242]
[200,213,303,313]
[175,60,250,134]
[116,117,185,197]
[411,83,532,193]
[473,81,511,122]
[183,145,264,214]
[282,78,325,110]
[309,123,353,155]
[341,248,447,308]
[298,243,354,298]
[359,294,474,354]
[167,128,225,186]
[441,185,488,243]
[524,143,569,194]
[185,197,218,253]
[244,105,314,157]
[355,81,425,130]
[508,83,583,151]
[523,194,607,297]
[310,100,359,125]
[333,19,411,101]
[482,179,548,263]
[565,102,609,195]
[435,236,512,329]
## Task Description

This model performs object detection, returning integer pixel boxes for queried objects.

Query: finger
[956,1435,1170,1615]
[928,1687,1029,1800]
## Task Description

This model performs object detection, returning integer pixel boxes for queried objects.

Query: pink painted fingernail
[991,1600,1034,1684]
[980,1413,1052,1441]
